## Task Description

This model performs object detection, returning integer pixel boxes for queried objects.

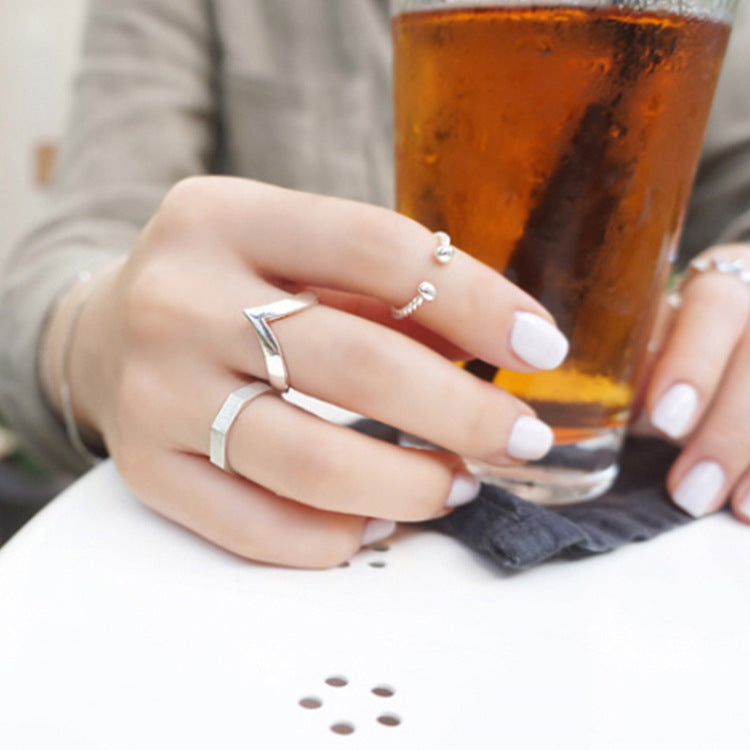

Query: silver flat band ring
[243,291,319,392]
[210,382,273,471]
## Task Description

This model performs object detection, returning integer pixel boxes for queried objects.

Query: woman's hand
[48,176,568,567]
[642,243,750,522]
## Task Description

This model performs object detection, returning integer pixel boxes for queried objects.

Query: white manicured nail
[507,415,554,461]
[672,461,725,518]
[651,383,699,439]
[361,519,396,546]
[445,472,481,508]
[510,312,569,370]
[737,492,750,520]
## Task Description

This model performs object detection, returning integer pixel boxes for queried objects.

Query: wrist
[41,259,123,460]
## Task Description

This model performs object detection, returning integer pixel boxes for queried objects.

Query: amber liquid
[394,6,729,441]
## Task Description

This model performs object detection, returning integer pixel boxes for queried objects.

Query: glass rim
[389,0,739,23]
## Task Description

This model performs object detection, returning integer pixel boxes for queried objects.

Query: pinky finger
[129,449,394,568]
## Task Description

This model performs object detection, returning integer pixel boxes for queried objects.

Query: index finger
[175,176,569,373]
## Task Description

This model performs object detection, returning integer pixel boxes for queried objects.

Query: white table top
[0,460,748,749]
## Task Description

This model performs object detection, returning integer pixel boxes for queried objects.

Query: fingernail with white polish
[445,472,481,508]
[507,415,554,461]
[651,383,699,439]
[510,312,569,370]
[362,519,396,547]
[738,492,750,520]
[672,460,725,518]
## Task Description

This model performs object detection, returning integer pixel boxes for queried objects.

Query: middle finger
[224,289,554,466]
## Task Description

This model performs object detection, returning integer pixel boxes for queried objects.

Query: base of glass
[473,428,625,504]
[400,427,625,505]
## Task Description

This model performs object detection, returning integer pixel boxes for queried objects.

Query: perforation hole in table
[299,697,323,710]
[377,713,401,727]
[298,675,402,737]
[330,721,355,735]
[325,675,348,688]
[334,540,391,571]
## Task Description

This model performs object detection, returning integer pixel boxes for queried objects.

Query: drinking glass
[392,0,739,503]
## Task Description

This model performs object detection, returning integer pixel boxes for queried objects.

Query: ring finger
[179,375,481,522]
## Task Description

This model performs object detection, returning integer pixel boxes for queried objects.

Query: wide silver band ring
[210,382,273,471]
[243,291,319,392]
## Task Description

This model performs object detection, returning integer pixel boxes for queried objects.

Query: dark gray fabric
[354,420,692,570]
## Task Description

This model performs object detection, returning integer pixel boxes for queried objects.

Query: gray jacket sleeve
[682,2,750,260]
[0,0,218,472]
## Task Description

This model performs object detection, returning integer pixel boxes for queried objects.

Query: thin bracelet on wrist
[59,270,102,466]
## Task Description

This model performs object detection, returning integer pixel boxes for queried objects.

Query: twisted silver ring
[391,281,437,320]
[210,382,273,471]
[243,291,319,392]
[391,231,453,320]
[434,231,455,264]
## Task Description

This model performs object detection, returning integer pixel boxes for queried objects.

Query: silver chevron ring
[243,291,319,392]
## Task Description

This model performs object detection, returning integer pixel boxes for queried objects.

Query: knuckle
[279,437,345,500]
[346,201,405,251]
[123,259,193,346]
[154,176,233,241]
[160,176,217,222]
[343,201,428,276]
[335,332,399,408]
[707,425,750,468]
[452,387,511,461]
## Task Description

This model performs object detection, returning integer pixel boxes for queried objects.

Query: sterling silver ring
[685,256,750,289]
[391,281,437,320]
[210,382,273,471]
[391,231,453,320]
[670,256,750,310]
[434,231,455,264]
[243,291,319,392]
